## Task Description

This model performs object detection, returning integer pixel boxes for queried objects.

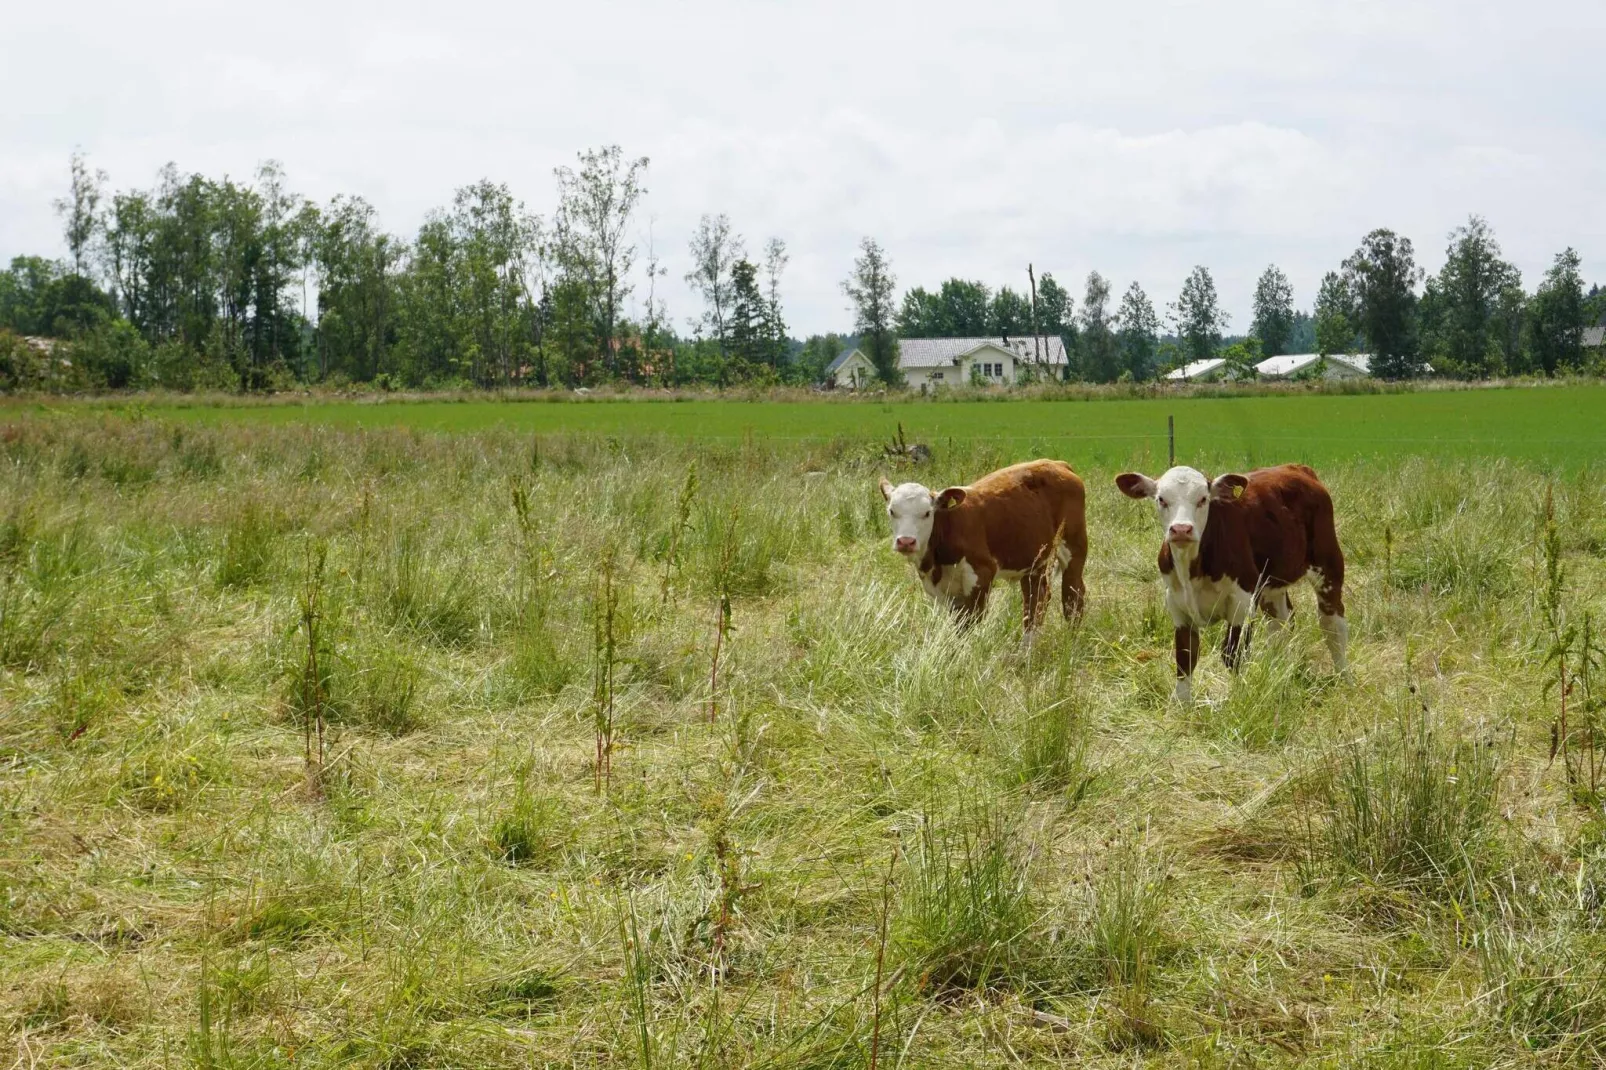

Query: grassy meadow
[64,377,1606,469]
[4,393,1606,1066]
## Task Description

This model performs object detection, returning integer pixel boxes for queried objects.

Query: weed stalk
[298,540,330,799]
[708,506,737,724]
[659,461,698,607]
[593,544,619,794]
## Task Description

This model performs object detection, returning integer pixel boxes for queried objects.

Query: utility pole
[1027,264,1042,374]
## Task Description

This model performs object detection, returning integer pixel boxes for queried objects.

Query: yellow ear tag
[1232,485,1244,499]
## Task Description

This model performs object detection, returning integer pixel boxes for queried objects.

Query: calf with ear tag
[1113,462,1349,703]
[875,459,1092,638]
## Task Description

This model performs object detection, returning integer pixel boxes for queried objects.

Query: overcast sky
[3,0,1603,336]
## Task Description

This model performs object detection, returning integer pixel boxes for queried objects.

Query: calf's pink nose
[895,536,917,551]
[1169,523,1194,539]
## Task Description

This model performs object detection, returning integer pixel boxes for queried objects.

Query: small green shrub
[492,783,570,867]
[383,529,480,646]
[1316,705,1502,897]
[217,501,277,589]
[896,805,1044,995]
[1000,695,1092,795]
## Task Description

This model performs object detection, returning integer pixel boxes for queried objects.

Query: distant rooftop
[898,336,1067,368]
[1255,352,1372,376]
[1163,358,1226,381]
[825,348,866,374]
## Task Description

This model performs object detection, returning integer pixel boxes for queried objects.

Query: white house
[825,348,876,389]
[1163,358,1230,382]
[1254,353,1373,380]
[897,336,1068,391]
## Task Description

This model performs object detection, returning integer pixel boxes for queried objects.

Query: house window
[931,371,944,381]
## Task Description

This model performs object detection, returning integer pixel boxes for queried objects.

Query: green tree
[727,258,767,376]
[939,279,992,335]
[1036,273,1072,335]
[1528,248,1586,375]
[1420,216,1520,379]
[104,189,156,332]
[762,238,789,372]
[552,145,648,378]
[990,286,1032,335]
[1077,271,1119,382]
[685,213,742,380]
[1220,337,1263,380]
[1115,281,1159,380]
[313,196,400,383]
[842,238,899,386]
[1493,278,1527,376]
[0,256,114,337]
[453,180,540,386]
[544,274,597,386]
[1251,265,1295,357]
[898,278,993,337]
[1342,229,1424,379]
[897,286,943,336]
[1313,271,1355,358]
[1169,265,1229,364]
[54,151,106,279]
[1287,310,1316,353]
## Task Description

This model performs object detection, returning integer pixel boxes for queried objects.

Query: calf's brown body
[1117,462,1347,699]
[888,459,1089,633]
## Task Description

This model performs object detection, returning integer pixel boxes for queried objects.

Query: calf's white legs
[1320,613,1349,674]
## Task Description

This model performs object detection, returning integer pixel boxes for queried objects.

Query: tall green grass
[0,408,1602,1067]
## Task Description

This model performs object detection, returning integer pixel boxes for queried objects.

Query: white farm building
[1164,353,1375,382]
[1163,358,1230,382]
[1254,353,1373,379]
[825,348,875,389]
[826,336,1069,390]
[897,336,1068,390]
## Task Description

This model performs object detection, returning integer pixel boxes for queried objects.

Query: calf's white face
[878,477,965,558]
[1115,466,1246,548]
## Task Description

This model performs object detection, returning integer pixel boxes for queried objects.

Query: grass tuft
[1314,701,1502,899]
[895,804,1046,996]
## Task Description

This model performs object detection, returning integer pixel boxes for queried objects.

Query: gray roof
[1585,326,1605,348]
[1255,352,1373,377]
[897,336,1068,369]
[826,348,867,374]
[1163,358,1227,381]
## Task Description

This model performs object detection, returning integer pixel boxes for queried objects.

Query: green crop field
[52,380,1606,470]
[3,394,1606,1067]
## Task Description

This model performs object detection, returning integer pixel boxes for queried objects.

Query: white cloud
[3,0,1603,335]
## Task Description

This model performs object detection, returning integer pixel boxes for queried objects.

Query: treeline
[3,147,1601,392]
[0,148,840,392]
[866,219,1602,384]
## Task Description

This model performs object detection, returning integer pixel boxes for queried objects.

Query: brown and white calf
[880,459,1088,638]
[1115,464,1346,702]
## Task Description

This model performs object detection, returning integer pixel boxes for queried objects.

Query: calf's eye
[1197,497,1206,507]
[1157,498,1167,508]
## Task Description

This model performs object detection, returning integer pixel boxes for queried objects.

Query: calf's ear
[1211,473,1249,502]
[935,487,967,510]
[878,476,894,501]
[1115,473,1156,499]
